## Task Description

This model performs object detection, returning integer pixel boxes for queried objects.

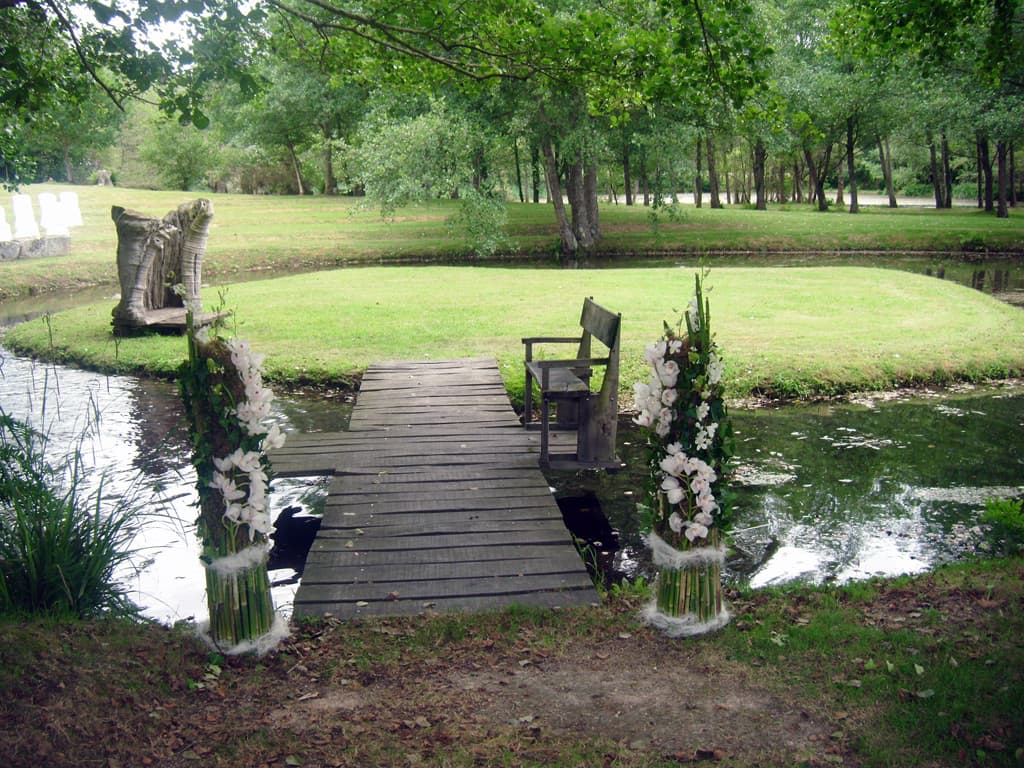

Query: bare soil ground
[2,563,1022,768]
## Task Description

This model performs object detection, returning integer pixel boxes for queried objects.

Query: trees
[250,0,769,259]
[0,0,187,188]
[850,0,1024,217]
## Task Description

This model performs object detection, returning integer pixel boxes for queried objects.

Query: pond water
[0,344,346,624]
[553,385,1023,589]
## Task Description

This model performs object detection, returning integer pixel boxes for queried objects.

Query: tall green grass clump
[0,412,141,618]
[981,497,1024,556]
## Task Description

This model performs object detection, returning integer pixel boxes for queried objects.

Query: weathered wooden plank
[321,514,569,536]
[296,572,595,603]
[312,529,577,551]
[299,558,585,584]
[325,489,552,507]
[319,514,565,536]
[327,475,553,496]
[304,544,587,573]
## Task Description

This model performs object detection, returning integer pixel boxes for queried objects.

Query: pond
[2,341,1020,624]
[0,344,346,624]
[552,385,1023,589]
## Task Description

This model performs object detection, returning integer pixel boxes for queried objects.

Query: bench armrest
[521,336,582,344]
[522,335,583,361]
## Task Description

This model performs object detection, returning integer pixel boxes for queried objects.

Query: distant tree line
[2,0,1021,257]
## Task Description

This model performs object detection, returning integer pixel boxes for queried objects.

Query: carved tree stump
[111,199,214,335]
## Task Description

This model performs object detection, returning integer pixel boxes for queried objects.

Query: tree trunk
[321,127,336,195]
[565,153,596,250]
[941,132,953,208]
[287,143,305,195]
[977,136,984,208]
[928,136,944,208]
[62,140,74,184]
[540,138,578,261]
[847,117,859,214]
[753,140,767,210]
[835,160,845,206]
[997,140,1009,218]
[793,159,803,203]
[694,136,703,208]
[707,138,722,208]
[513,139,525,203]
[640,145,650,206]
[584,160,600,242]
[623,138,633,206]
[531,142,541,203]
[111,199,213,331]
[878,136,897,208]
[805,145,832,212]
[1010,142,1017,207]
[978,133,994,212]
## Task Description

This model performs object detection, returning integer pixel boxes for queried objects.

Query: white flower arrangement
[634,273,733,635]
[180,315,288,656]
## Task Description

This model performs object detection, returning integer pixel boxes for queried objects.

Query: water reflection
[0,345,344,624]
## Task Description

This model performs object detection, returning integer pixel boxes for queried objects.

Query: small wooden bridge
[270,358,599,619]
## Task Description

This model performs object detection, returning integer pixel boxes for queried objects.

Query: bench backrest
[578,297,621,360]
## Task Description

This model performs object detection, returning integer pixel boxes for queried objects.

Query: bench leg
[523,367,533,427]
[539,393,550,466]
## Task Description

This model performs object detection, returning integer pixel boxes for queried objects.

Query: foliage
[139,117,219,191]
[446,188,511,257]
[0,412,140,619]
[355,97,479,212]
[981,497,1024,556]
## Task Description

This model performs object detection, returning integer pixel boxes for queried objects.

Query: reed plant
[0,412,140,618]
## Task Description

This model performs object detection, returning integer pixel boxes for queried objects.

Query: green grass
[0,413,142,619]
[723,560,1024,766]
[5,265,1024,399]
[1,182,1022,302]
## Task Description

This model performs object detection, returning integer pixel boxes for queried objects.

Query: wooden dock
[270,358,598,619]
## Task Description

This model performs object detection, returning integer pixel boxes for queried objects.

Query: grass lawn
[5,264,1024,399]
[1,182,1023,302]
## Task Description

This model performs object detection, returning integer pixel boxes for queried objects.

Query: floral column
[634,273,733,637]
[180,318,289,656]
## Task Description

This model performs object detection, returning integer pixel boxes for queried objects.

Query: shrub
[0,412,141,619]
[981,497,1024,556]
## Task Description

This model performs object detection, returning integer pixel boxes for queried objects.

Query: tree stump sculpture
[111,199,215,336]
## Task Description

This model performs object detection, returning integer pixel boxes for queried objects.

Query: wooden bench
[522,297,621,470]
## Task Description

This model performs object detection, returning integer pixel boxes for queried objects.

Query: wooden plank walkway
[270,358,598,619]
